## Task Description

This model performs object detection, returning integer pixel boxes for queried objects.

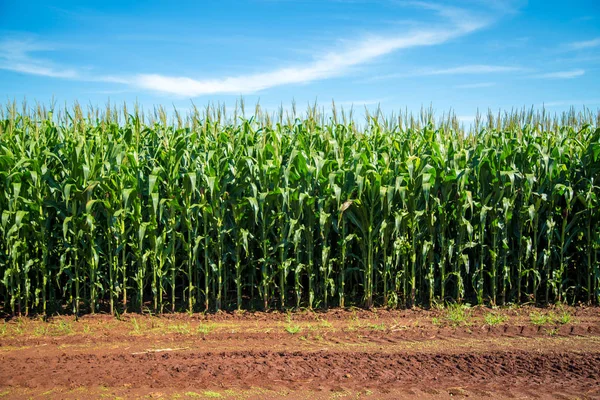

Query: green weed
[484,312,508,326]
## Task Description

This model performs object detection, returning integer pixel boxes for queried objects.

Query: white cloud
[539,99,600,107]
[0,2,510,97]
[115,2,496,96]
[132,27,481,96]
[0,39,79,79]
[532,69,585,79]
[5,63,79,79]
[0,39,132,84]
[368,65,521,81]
[568,38,600,50]
[417,65,521,75]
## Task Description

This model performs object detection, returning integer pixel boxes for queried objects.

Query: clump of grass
[184,391,222,398]
[33,325,49,336]
[285,310,293,323]
[130,317,143,335]
[546,327,559,336]
[148,315,164,330]
[432,304,472,327]
[202,391,222,398]
[11,319,24,335]
[444,304,471,327]
[529,309,574,326]
[529,311,551,325]
[285,324,302,334]
[52,320,73,335]
[168,323,192,335]
[370,322,386,331]
[318,319,333,329]
[555,311,572,325]
[484,312,508,326]
[197,323,215,336]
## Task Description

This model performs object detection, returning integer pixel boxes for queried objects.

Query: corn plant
[0,103,598,315]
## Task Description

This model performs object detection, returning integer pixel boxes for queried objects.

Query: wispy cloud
[455,82,496,89]
[416,65,521,76]
[0,2,513,97]
[568,38,600,50]
[532,69,585,79]
[539,99,600,107]
[4,63,79,79]
[0,38,128,84]
[132,3,490,96]
[486,36,529,50]
[0,39,79,79]
[368,65,521,81]
[133,32,474,96]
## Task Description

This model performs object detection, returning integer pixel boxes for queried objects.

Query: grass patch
[370,322,386,331]
[197,323,215,336]
[555,311,572,325]
[11,319,24,335]
[546,327,559,336]
[318,319,333,329]
[432,304,472,327]
[52,320,73,335]
[346,321,359,331]
[484,312,508,326]
[285,324,302,334]
[33,325,49,336]
[444,304,471,327]
[130,317,143,335]
[530,309,574,326]
[530,311,551,325]
[168,323,192,335]
[202,391,222,398]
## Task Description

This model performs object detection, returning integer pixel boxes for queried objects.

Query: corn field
[0,102,599,316]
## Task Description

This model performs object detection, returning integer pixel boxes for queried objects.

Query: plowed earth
[1,306,599,399]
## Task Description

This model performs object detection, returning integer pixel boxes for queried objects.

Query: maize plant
[0,102,599,315]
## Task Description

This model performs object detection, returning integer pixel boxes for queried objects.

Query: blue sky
[1,0,599,119]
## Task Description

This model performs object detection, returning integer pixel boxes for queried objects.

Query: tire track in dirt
[1,350,599,395]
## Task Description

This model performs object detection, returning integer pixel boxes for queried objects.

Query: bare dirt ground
[1,306,599,399]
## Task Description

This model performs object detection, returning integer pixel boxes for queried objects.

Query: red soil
[1,306,599,399]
